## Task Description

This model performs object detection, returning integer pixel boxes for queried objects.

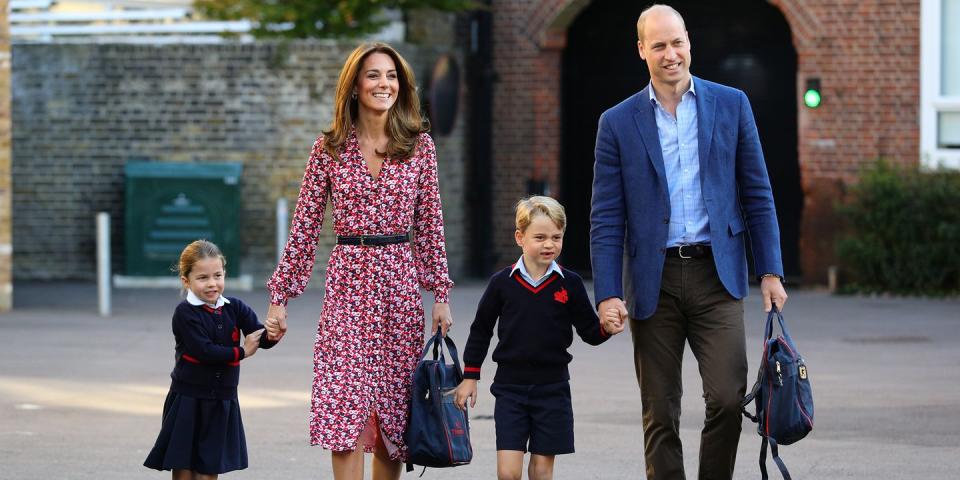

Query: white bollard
[276,198,288,265]
[96,212,111,317]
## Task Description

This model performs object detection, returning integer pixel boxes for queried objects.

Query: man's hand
[266,303,288,341]
[760,276,788,312]
[598,297,628,329]
[602,308,626,335]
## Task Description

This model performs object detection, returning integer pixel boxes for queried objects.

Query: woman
[264,42,454,480]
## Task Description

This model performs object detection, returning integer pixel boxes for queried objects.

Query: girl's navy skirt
[144,390,248,474]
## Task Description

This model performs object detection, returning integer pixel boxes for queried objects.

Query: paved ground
[1,280,958,479]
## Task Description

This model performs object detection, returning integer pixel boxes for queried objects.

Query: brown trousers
[630,256,747,480]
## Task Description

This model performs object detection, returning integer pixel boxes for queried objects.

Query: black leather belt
[336,233,410,246]
[666,244,712,259]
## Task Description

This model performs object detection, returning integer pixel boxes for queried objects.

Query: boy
[454,196,624,480]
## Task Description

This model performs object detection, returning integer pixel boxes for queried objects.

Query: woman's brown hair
[322,42,429,160]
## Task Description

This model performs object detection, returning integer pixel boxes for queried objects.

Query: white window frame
[921,0,960,169]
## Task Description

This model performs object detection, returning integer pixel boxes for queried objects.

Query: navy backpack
[405,332,472,474]
[742,306,814,480]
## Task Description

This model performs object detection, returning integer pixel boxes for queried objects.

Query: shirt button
[663,218,669,224]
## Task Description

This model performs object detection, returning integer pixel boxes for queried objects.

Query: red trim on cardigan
[512,270,559,293]
[464,366,481,373]
[182,354,200,364]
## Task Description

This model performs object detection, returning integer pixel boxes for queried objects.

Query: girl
[264,42,455,480]
[144,239,275,479]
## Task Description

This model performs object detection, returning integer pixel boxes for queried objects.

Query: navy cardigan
[169,297,276,399]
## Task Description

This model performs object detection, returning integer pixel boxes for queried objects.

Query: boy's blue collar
[511,256,564,284]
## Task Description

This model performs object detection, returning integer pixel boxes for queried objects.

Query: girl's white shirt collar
[186,290,230,308]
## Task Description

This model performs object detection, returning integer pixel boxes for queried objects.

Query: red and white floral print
[267,128,454,460]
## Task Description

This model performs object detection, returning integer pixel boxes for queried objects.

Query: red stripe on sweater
[512,271,559,293]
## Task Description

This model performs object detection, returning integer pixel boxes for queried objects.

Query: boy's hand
[243,328,264,358]
[602,308,625,335]
[454,379,477,411]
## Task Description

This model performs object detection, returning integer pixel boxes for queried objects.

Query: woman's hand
[266,303,288,341]
[431,302,453,337]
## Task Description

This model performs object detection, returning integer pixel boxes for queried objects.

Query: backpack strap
[404,463,427,477]
[760,436,792,480]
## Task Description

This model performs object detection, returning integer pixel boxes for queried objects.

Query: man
[590,4,789,480]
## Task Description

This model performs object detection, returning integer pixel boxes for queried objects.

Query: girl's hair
[322,42,429,161]
[515,196,567,232]
[178,239,226,279]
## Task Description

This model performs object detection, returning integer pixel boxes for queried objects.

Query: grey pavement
[1,280,959,479]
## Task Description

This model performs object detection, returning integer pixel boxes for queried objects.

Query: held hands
[431,302,453,337]
[602,308,626,335]
[453,379,477,411]
[265,303,288,342]
[599,297,628,335]
[243,328,264,358]
[760,276,788,313]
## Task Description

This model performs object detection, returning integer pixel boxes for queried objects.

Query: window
[921,0,960,168]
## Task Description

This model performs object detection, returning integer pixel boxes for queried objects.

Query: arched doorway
[560,0,802,278]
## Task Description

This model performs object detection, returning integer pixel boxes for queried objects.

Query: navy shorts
[490,381,574,455]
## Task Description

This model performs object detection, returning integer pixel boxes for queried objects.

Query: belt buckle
[678,245,692,259]
[360,235,367,247]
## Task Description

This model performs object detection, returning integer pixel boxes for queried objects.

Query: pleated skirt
[144,390,248,474]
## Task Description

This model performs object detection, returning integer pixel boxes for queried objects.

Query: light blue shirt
[649,81,711,247]
[510,256,564,287]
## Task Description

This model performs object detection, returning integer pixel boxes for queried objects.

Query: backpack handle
[419,331,464,380]
[763,304,793,343]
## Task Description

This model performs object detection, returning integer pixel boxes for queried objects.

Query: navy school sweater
[462,265,609,385]
[169,297,276,400]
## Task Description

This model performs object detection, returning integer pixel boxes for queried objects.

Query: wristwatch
[759,273,784,283]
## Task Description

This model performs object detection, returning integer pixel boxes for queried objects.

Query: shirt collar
[186,290,230,308]
[648,78,696,105]
[510,256,564,281]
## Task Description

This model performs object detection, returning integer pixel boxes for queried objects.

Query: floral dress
[267,129,454,460]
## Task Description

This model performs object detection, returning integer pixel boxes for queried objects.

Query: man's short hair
[637,4,687,42]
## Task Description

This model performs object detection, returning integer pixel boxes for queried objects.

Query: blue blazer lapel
[633,86,667,188]
[695,76,717,190]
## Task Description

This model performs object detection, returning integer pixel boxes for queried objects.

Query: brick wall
[488,0,570,267]
[11,41,468,283]
[772,0,921,283]
[0,7,11,310]
[489,0,921,284]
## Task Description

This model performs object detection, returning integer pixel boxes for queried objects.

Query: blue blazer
[590,77,783,320]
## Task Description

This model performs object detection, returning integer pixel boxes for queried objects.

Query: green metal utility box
[124,162,242,277]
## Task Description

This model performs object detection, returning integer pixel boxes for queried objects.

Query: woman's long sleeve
[267,137,330,306]
[411,134,455,303]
